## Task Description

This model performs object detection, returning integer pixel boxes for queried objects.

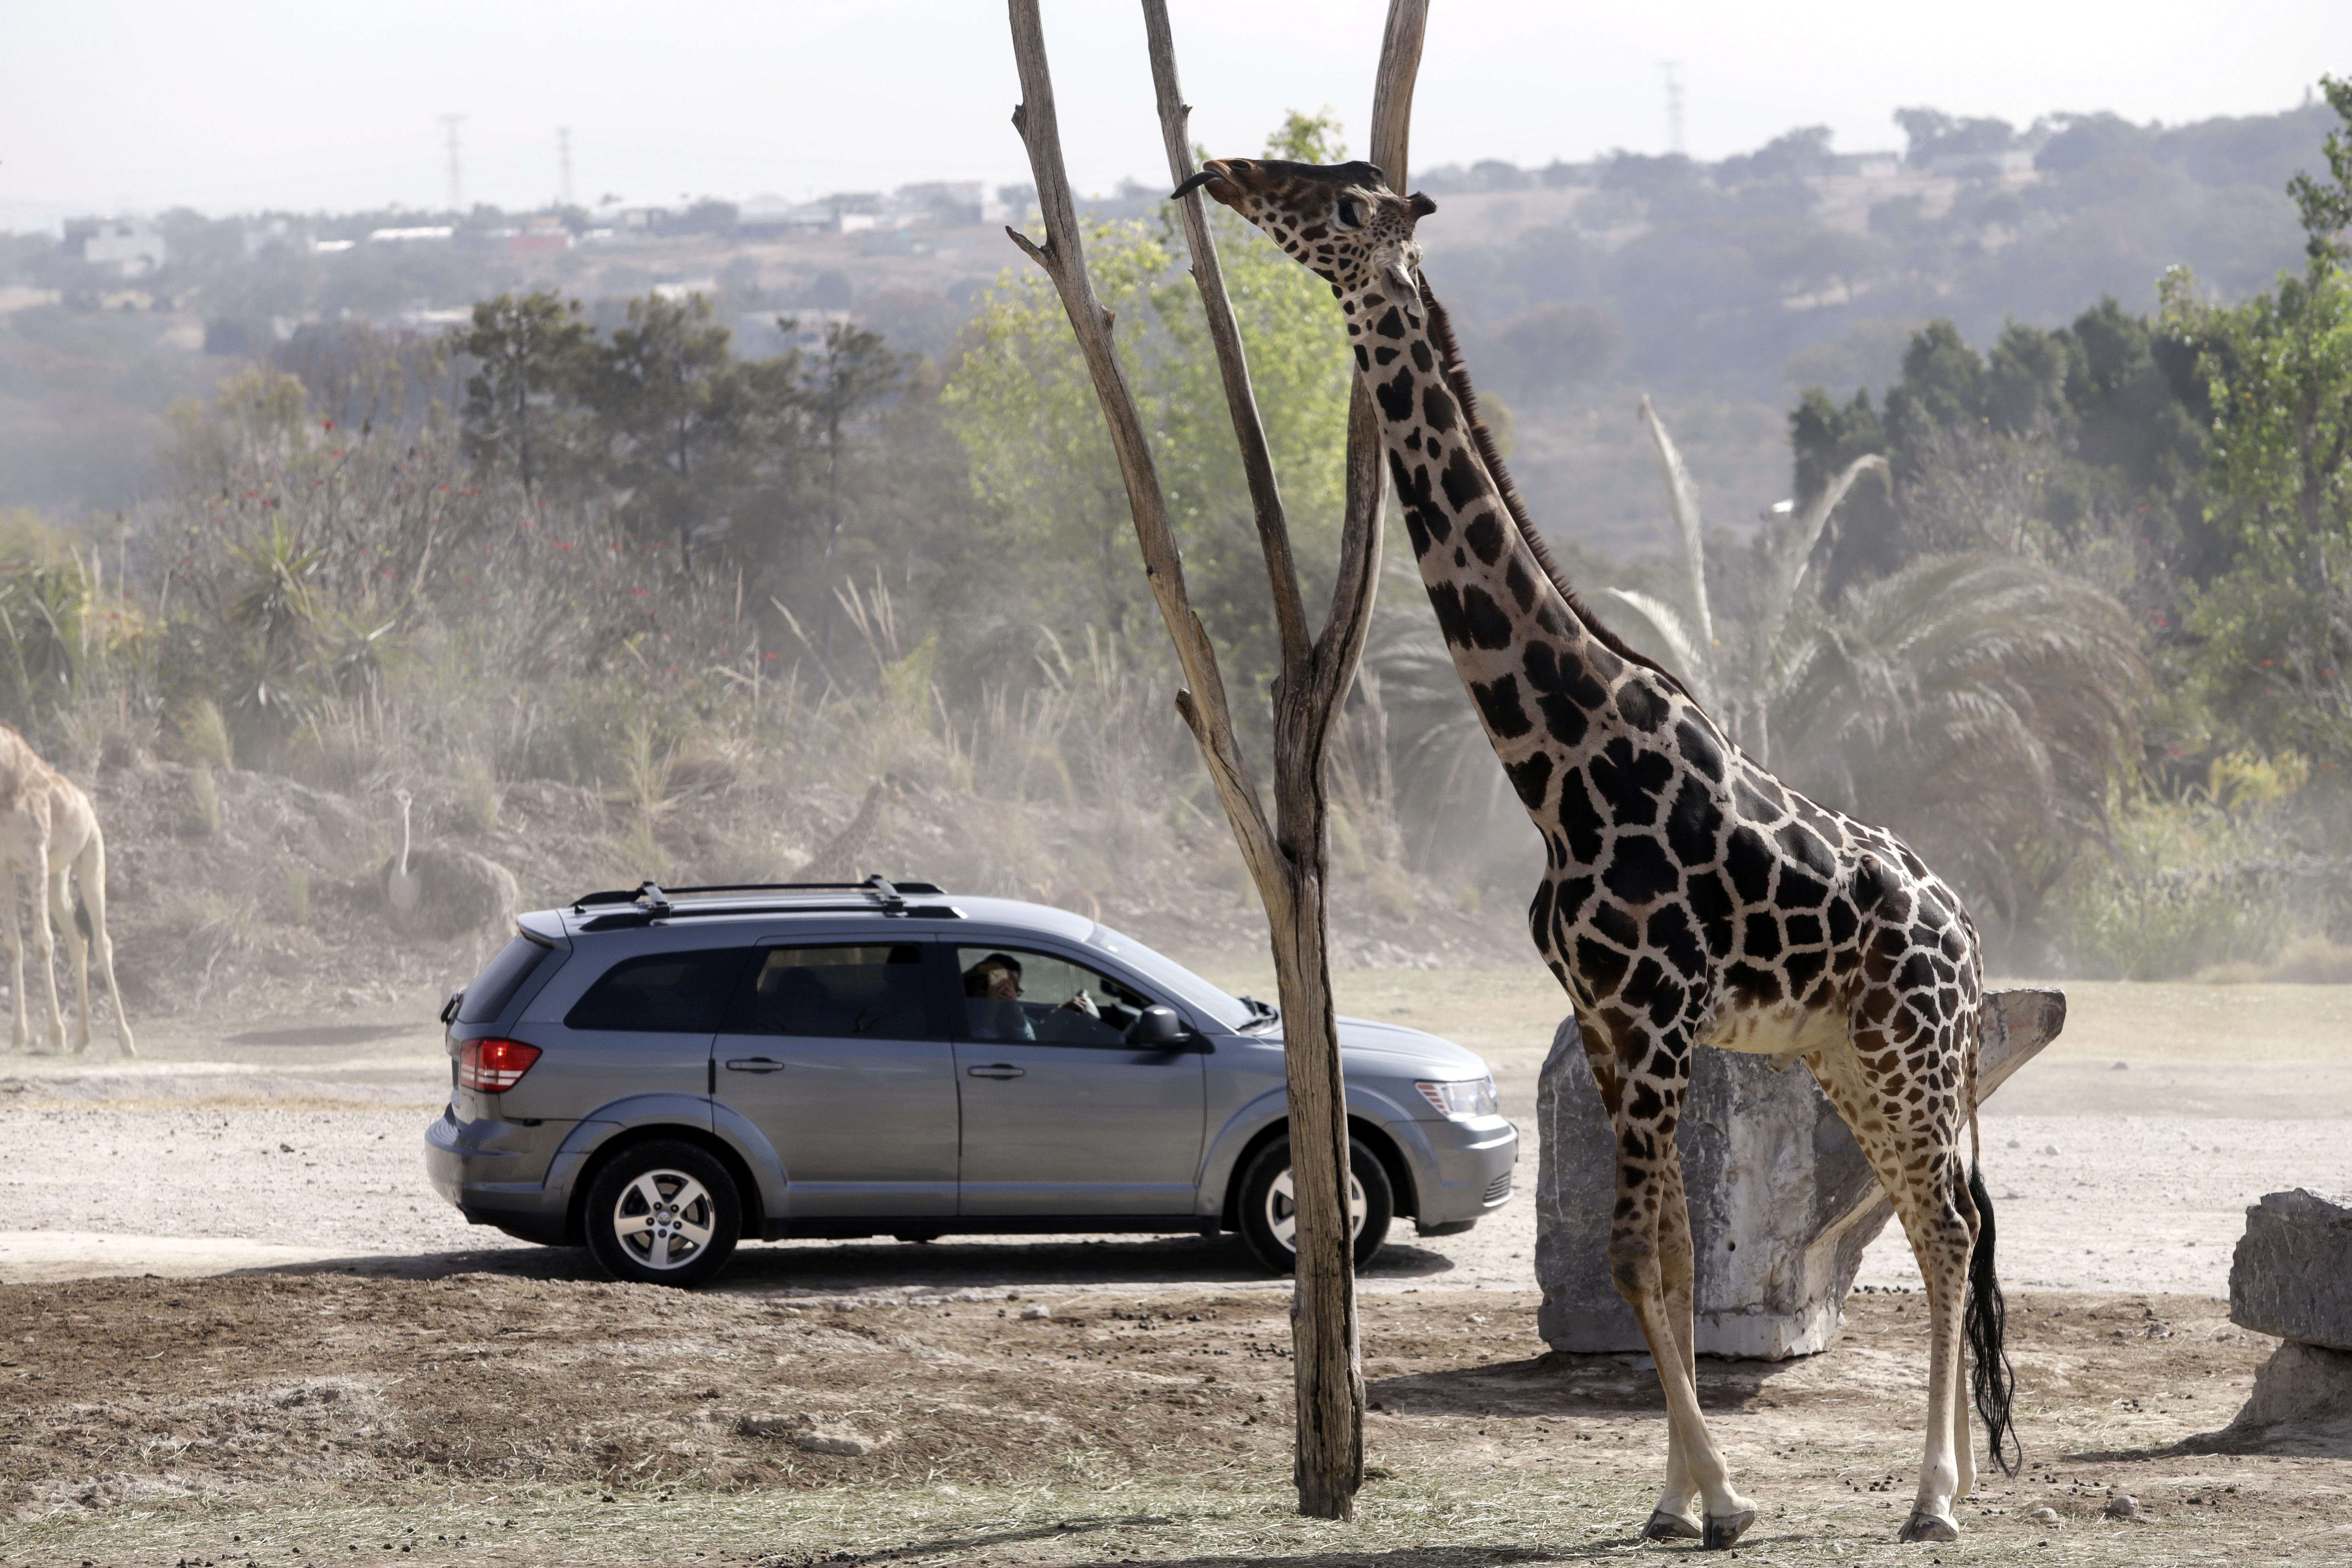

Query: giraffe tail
[1965,1160,2021,1475]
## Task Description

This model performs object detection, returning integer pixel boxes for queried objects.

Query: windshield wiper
[1237,994,1282,1031]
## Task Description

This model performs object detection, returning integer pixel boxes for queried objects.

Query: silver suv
[424,878,1518,1287]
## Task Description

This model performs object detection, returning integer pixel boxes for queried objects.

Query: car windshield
[1083,926,1259,1031]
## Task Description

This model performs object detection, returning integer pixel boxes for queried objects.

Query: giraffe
[0,724,134,1057]
[790,776,896,882]
[1175,157,2014,1548]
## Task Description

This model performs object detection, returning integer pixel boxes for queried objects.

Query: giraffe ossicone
[1184,155,2017,1548]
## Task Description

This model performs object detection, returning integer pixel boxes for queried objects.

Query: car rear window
[721,945,931,1039]
[565,948,754,1034]
[458,935,561,1025]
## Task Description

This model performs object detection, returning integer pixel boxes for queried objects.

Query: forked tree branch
[1279,0,1424,845]
[1004,3,1427,1519]
[1002,0,1280,895]
[1143,2,1310,679]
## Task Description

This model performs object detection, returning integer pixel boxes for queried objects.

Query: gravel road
[3,982,2348,1301]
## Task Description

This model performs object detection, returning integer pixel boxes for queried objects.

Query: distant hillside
[0,99,2330,560]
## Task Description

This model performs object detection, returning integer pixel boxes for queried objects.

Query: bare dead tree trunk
[1004,0,1428,1520]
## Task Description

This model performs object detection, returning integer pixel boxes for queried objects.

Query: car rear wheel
[584,1140,740,1288]
[1237,1135,1392,1274]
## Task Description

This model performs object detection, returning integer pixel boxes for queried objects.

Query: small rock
[2112,1060,2129,1071]
[2102,1495,2141,1520]
[2008,1139,2021,1149]
[2041,1144,2061,1156]
[2025,1506,2061,1524]
[736,1413,891,1456]
[1019,1302,1050,1320]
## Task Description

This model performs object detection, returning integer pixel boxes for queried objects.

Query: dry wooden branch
[1006,0,1428,1519]
[1001,0,1278,896]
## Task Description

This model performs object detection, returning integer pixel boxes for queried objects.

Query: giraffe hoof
[1641,1509,1703,1541]
[1896,1511,1960,1543]
[1702,1508,1758,1549]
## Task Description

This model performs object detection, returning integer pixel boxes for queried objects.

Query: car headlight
[1414,1075,1498,1119]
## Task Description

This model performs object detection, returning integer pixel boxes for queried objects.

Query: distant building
[1834,153,1905,180]
[1920,148,2036,178]
[67,218,165,276]
[368,226,455,244]
[508,216,573,254]
[736,308,852,359]
[737,182,999,237]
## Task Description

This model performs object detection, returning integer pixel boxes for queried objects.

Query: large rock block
[1535,989,2064,1360]
[2231,1189,2352,1352]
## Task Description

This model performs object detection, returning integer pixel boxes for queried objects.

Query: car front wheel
[1237,1134,1393,1274]
[584,1140,740,1288]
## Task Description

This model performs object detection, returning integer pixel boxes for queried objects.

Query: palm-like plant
[1598,396,1885,766]
[1602,400,2146,941]
[1770,555,2146,928]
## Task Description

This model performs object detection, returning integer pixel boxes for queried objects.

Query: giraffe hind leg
[77,840,133,1057]
[1815,1016,1978,1542]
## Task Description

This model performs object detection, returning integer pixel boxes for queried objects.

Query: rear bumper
[424,1105,577,1243]
[1409,1115,1520,1227]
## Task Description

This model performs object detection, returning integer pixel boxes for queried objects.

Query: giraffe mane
[1414,278,1690,698]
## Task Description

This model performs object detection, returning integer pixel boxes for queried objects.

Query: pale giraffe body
[0,724,134,1057]
[1183,157,2010,1548]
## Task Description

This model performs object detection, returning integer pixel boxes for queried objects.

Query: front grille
[1483,1173,1514,1205]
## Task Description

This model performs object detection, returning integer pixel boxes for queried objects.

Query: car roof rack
[568,874,959,930]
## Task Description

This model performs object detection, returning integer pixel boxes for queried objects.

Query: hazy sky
[1,0,2336,228]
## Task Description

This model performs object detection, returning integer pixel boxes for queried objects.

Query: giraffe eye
[1334,197,1364,229]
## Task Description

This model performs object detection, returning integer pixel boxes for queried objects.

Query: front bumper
[1410,1113,1520,1227]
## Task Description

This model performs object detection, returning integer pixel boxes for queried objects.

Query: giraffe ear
[1407,191,1438,219]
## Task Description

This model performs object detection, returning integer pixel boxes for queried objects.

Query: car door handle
[725,1058,785,1073]
[965,1064,1025,1079]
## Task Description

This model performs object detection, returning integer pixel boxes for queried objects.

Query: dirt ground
[2,976,2349,1565]
[3,1279,2347,1566]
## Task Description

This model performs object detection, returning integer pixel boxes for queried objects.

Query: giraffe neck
[1340,276,1666,804]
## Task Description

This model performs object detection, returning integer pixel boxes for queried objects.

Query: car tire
[1236,1134,1392,1275]
[584,1140,740,1289]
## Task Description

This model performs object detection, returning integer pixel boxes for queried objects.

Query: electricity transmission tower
[439,114,466,212]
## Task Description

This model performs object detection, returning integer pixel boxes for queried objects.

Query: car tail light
[460,1037,542,1092]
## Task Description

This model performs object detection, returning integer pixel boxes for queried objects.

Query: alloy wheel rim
[1265,1165,1368,1252]
[612,1169,716,1270]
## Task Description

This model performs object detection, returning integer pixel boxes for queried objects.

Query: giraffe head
[1172,158,1436,298]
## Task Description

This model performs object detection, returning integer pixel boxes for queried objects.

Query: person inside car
[962,952,1097,1040]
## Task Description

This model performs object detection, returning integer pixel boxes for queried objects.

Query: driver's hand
[1061,990,1100,1018]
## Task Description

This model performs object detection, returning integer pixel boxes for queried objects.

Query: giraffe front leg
[1599,1037,1756,1550]
[52,864,90,1053]
[29,878,65,1054]
[2,886,26,1052]
[1642,1156,1707,1540]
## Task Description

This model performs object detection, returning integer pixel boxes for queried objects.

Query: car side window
[565,948,753,1033]
[955,947,1155,1047]
[720,944,932,1040]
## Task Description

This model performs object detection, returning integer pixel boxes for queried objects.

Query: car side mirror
[1131,1005,1191,1049]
